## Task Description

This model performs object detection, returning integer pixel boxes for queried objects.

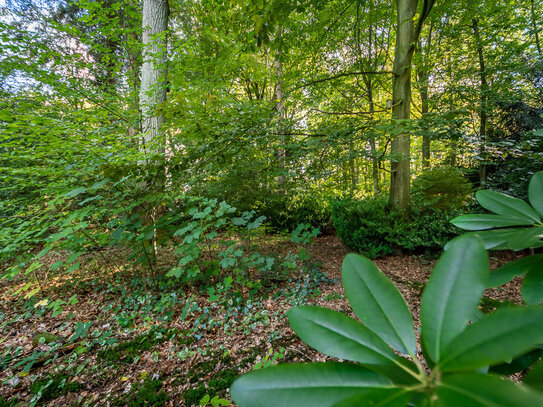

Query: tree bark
[274,28,287,192]
[531,0,542,55]
[417,24,433,168]
[389,0,435,210]
[390,0,416,210]
[471,16,489,183]
[140,0,169,157]
[139,0,169,263]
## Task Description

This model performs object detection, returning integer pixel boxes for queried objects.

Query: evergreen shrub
[332,175,468,258]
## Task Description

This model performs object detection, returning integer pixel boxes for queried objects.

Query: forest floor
[0,235,524,407]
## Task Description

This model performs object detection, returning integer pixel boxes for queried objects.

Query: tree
[140,0,169,158]
[389,0,435,210]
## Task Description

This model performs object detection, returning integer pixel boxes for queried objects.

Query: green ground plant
[332,193,463,258]
[110,377,168,407]
[230,235,543,406]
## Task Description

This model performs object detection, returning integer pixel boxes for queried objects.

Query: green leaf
[451,214,534,230]
[230,362,391,407]
[248,215,266,230]
[64,187,87,198]
[437,373,543,406]
[489,254,543,287]
[507,226,543,250]
[342,254,416,356]
[489,348,543,376]
[232,217,248,226]
[476,190,541,223]
[439,306,543,372]
[521,265,543,304]
[529,172,543,217]
[0,110,14,122]
[287,306,416,383]
[447,229,524,250]
[330,388,412,407]
[524,357,543,391]
[421,236,488,363]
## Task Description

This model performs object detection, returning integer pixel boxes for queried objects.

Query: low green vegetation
[110,377,168,407]
[231,236,543,406]
[30,373,83,404]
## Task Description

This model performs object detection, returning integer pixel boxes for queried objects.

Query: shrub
[332,193,463,258]
[332,196,394,258]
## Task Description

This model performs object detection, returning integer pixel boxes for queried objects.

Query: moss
[183,351,237,406]
[29,373,82,403]
[31,333,64,347]
[183,369,237,407]
[0,397,21,407]
[110,378,168,407]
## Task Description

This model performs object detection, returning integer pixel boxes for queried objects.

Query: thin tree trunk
[417,25,433,169]
[274,28,286,192]
[531,0,542,55]
[367,86,380,195]
[471,17,489,183]
[446,41,457,166]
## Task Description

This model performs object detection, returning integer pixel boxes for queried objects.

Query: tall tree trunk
[390,0,415,209]
[417,24,433,169]
[362,6,380,195]
[471,17,489,183]
[531,0,542,55]
[140,0,169,158]
[139,0,169,264]
[389,0,434,210]
[446,41,457,166]
[367,84,380,195]
[274,28,286,192]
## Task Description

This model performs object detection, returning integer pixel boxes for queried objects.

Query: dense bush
[254,193,332,233]
[332,195,465,258]
[332,168,471,257]
[332,195,394,258]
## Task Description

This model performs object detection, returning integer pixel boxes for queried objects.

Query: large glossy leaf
[287,306,416,383]
[445,229,520,250]
[342,254,416,356]
[522,266,543,304]
[489,254,543,287]
[529,172,543,217]
[476,190,541,223]
[489,348,543,376]
[439,306,543,372]
[451,214,534,230]
[524,357,543,391]
[330,388,412,407]
[437,373,543,406]
[230,362,391,407]
[508,226,543,250]
[421,236,488,363]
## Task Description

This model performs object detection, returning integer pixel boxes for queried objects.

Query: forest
[1,0,543,405]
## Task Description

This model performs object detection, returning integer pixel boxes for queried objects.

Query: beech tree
[140,0,169,158]
[389,0,436,210]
